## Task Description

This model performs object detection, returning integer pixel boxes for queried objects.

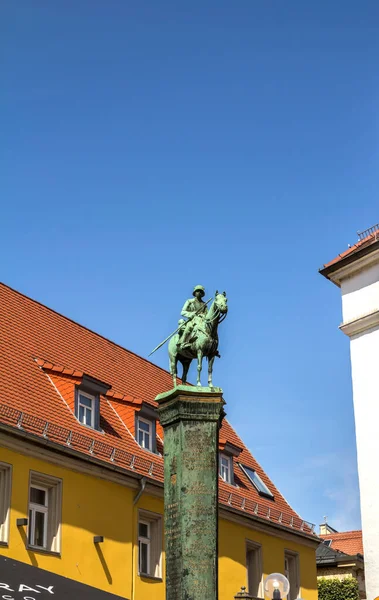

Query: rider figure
[178,285,208,350]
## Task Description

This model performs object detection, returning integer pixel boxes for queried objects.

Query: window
[284,551,300,600]
[29,485,48,548]
[139,520,150,575]
[28,472,62,553]
[135,404,158,453]
[0,462,12,545]
[75,374,109,431]
[323,539,332,547]
[246,541,263,598]
[138,510,162,578]
[219,454,232,483]
[239,464,274,499]
[137,417,152,451]
[77,391,95,428]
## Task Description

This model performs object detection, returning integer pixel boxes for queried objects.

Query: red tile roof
[320,531,363,556]
[323,226,379,269]
[0,283,314,536]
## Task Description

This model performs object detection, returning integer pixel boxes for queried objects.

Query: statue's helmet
[193,285,205,297]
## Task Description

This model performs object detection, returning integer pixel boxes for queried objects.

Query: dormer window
[137,417,152,451]
[78,391,95,428]
[75,373,111,431]
[219,453,232,483]
[135,403,158,453]
[218,439,242,486]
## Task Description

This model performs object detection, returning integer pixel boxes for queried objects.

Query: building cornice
[320,244,379,287]
[340,309,379,337]
[0,422,162,495]
[218,507,320,549]
[0,425,317,545]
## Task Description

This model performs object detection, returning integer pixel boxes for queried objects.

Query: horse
[168,291,228,387]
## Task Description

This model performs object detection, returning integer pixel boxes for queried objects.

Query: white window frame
[138,509,163,578]
[284,550,300,600]
[0,462,12,545]
[138,519,151,576]
[246,540,263,598]
[219,453,232,483]
[137,416,152,451]
[28,471,62,554]
[28,484,48,549]
[77,390,95,428]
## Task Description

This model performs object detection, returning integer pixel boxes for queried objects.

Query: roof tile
[0,282,312,535]
[319,531,363,556]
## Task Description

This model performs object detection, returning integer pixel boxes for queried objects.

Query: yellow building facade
[1,434,318,600]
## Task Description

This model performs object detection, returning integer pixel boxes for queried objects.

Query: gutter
[0,421,163,489]
[319,238,379,284]
[1,421,318,544]
[317,553,364,566]
[219,505,320,546]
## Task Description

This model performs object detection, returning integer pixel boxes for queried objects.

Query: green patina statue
[169,285,228,387]
[177,285,208,349]
[149,285,228,387]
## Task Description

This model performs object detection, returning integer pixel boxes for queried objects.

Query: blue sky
[2,1,379,532]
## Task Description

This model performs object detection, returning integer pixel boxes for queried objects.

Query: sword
[148,297,213,356]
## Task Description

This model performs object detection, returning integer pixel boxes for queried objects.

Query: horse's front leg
[169,355,178,388]
[197,349,203,386]
[208,355,215,387]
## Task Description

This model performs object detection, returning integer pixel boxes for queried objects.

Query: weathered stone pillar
[156,385,225,600]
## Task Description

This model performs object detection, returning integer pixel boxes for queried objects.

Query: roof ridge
[0,281,173,381]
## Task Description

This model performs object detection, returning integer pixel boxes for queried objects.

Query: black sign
[0,556,128,600]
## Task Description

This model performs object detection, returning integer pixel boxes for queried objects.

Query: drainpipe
[133,476,147,505]
[131,477,147,600]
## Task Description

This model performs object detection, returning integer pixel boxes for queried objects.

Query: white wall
[341,262,379,323]
[349,330,379,599]
[340,260,379,600]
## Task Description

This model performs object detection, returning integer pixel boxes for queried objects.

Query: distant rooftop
[320,221,379,280]
[319,530,363,556]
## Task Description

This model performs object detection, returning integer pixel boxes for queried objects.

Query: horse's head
[214,290,228,314]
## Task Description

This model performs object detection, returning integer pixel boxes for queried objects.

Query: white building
[320,224,379,600]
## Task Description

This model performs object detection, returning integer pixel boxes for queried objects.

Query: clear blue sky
[2,1,379,532]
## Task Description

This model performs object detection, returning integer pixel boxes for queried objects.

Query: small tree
[318,577,359,600]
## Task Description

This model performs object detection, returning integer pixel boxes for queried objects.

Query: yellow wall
[0,445,317,600]
[219,518,318,600]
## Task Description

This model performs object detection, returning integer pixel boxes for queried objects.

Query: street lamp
[264,573,290,600]
[235,573,307,600]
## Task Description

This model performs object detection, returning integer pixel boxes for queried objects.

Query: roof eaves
[219,504,320,546]
[0,420,152,487]
[320,238,379,285]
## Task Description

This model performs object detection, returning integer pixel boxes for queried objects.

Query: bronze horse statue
[168,291,228,387]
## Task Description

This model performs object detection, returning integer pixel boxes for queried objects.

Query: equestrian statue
[149,285,228,387]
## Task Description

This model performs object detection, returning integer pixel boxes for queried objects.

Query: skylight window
[323,539,332,547]
[239,464,274,499]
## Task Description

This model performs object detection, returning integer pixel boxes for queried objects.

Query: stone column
[156,385,225,600]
